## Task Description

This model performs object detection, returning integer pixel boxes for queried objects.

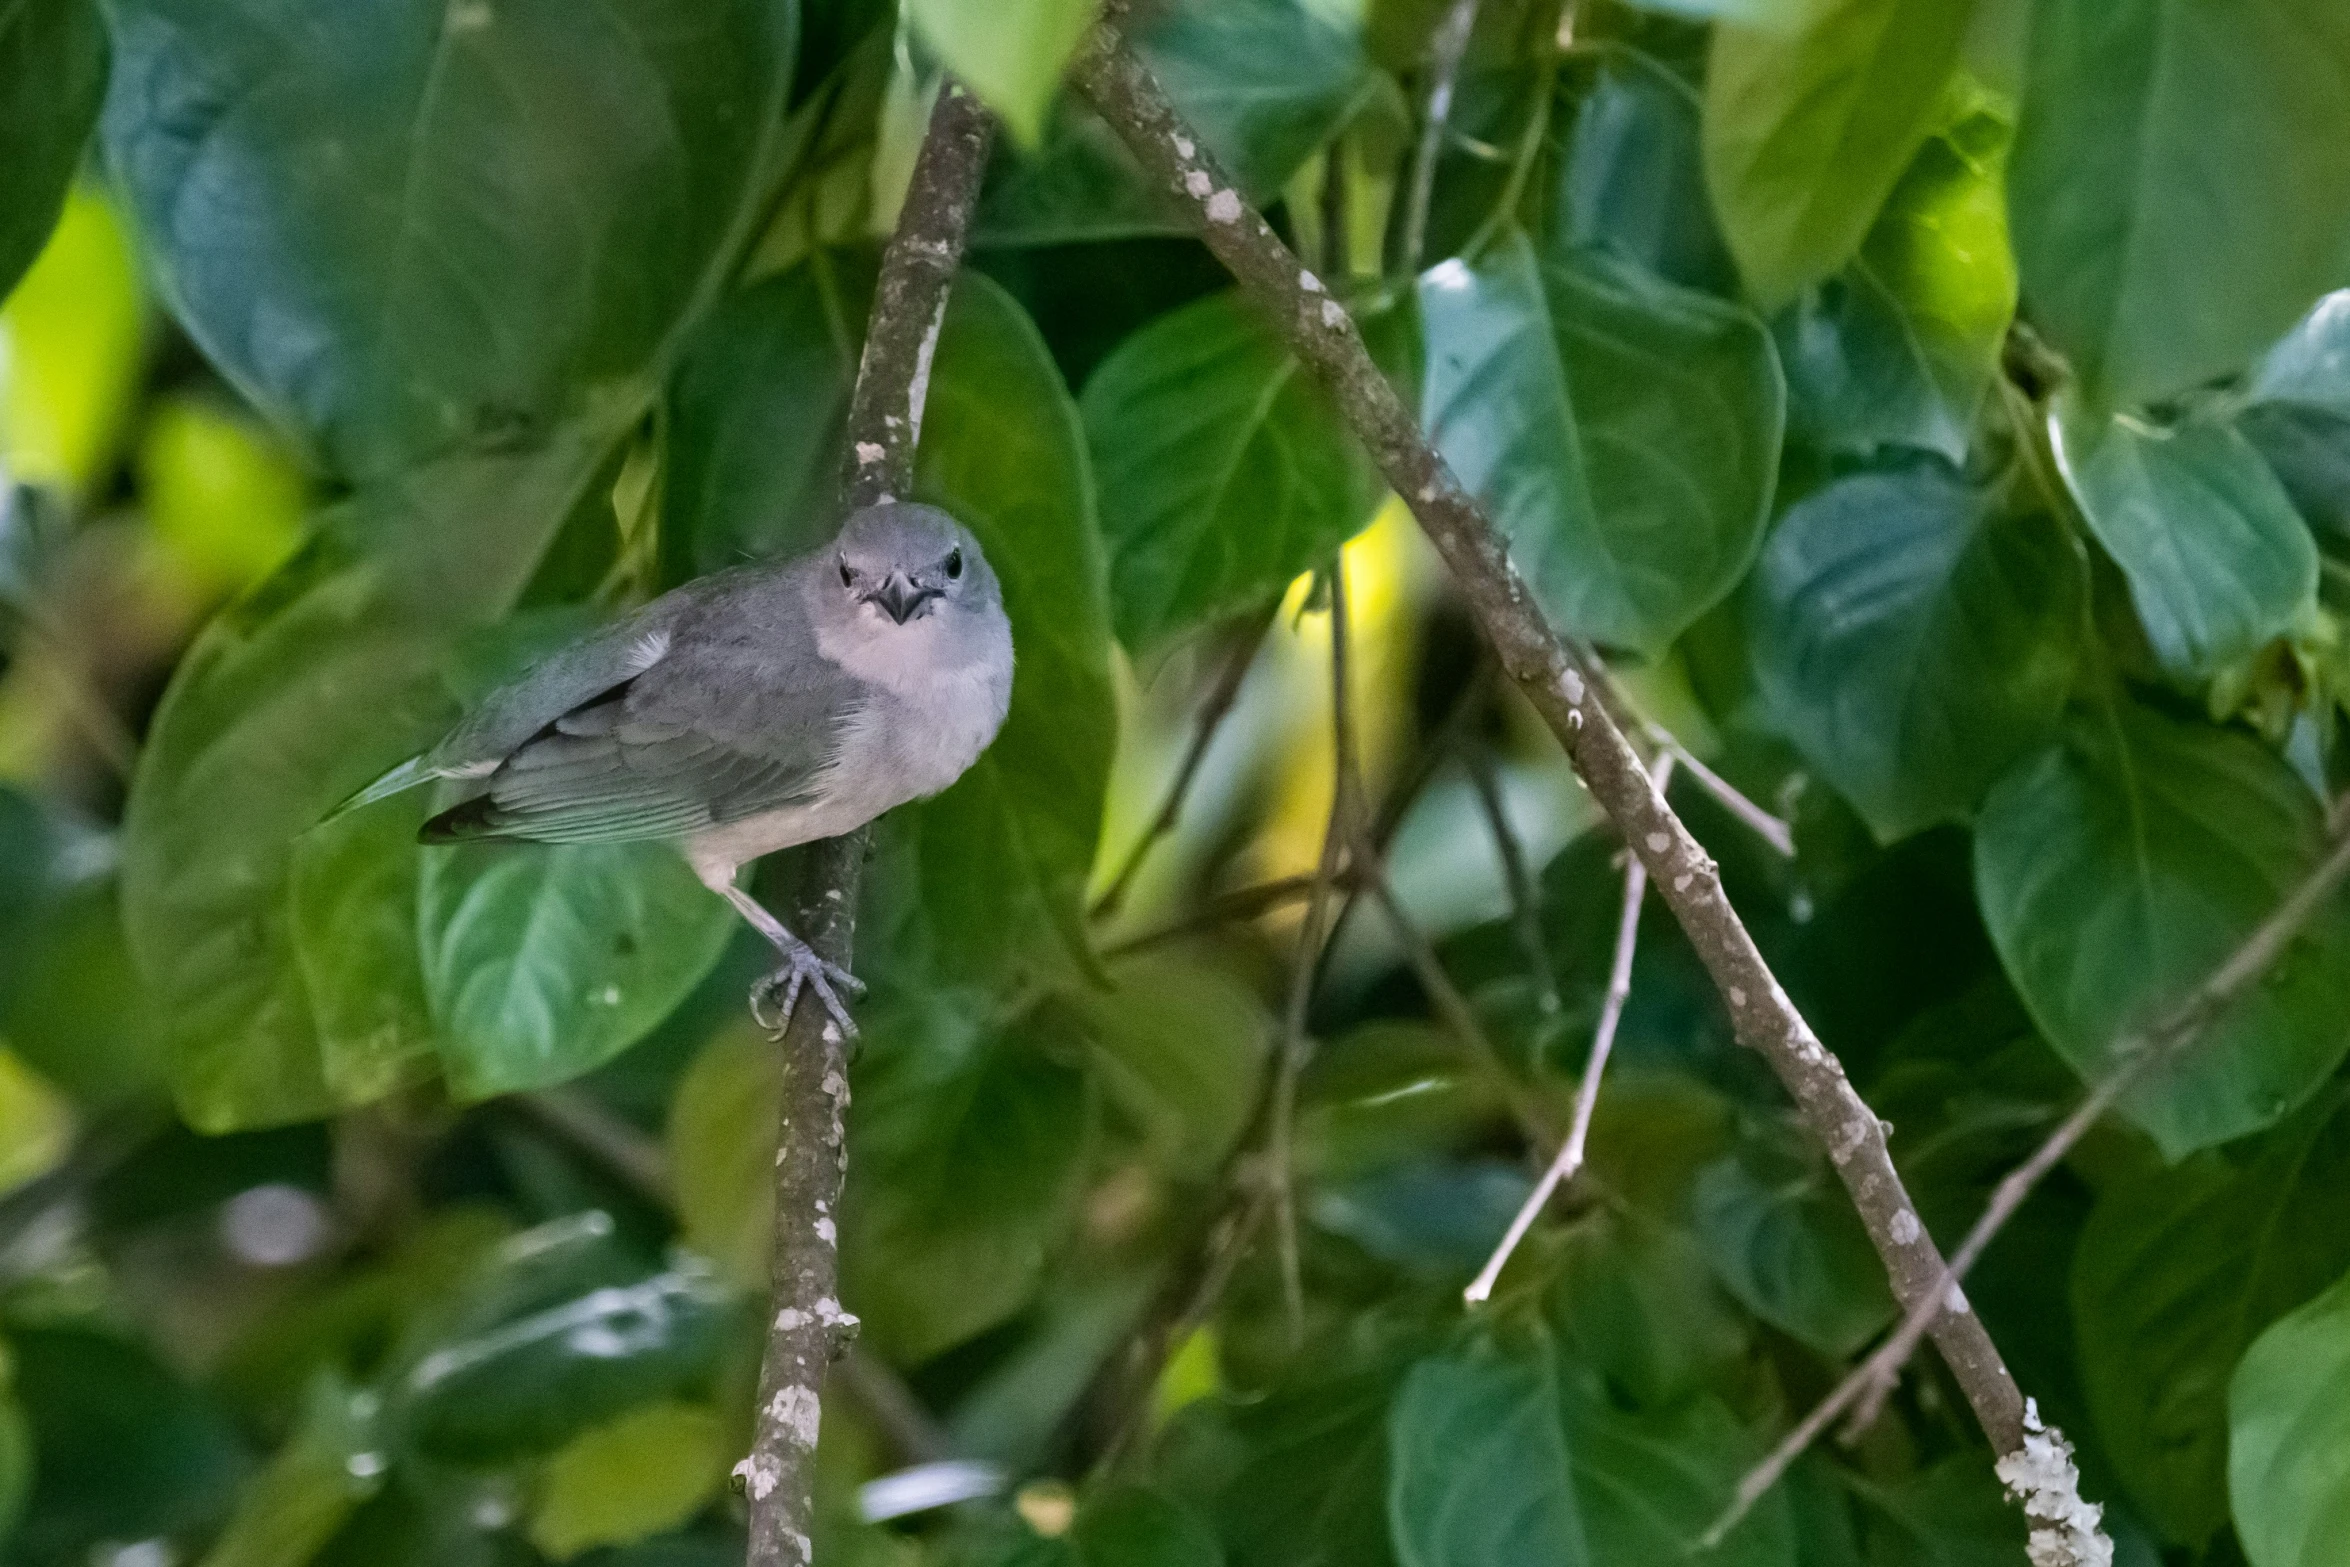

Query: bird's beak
[868,574,935,625]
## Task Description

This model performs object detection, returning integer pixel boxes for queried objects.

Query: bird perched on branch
[332,501,1014,1038]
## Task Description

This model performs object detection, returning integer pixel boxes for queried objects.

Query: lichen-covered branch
[1069,16,2033,1461]
[735,81,995,1567]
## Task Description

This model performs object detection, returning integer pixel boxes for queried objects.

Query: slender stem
[1399,0,1481,278]
[1704,796,2350,1550]
[1462,743,1561,1013]
[1097,872,1329,959]
[1643,727,1793,858]
[1268,562,1359,1343]
[1093,604,1276,921]
[1074,19,2031,1463]
[1464,752,1672,1305]
[738,82,994,1567]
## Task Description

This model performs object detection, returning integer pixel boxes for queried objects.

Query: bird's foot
[749,937,865,1040]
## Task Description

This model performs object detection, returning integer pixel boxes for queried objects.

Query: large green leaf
[0,0,107,303]
[1083,290,1380,654]
[2072,1087,2350,1546]
[100,0,795,481]
[1974,699,2350,1155]
[419,838,733,1101]
[1389,1338,1586,1567]
[2054,408,2317,678]
[664,259,1115,985]
[2231,1263,2350,1567]
[1388,1336,1793,1567]
[525,1402,727,1561]
[975,0,1370,246]
[1778,102,2016,462]
[1550,49,1738,297]
[2240,289,2350,543]
[121,441,613,1130]
[907,0,1098,147]
[1750,459,2080,840]
[842,1001,1092,1362]
[1072,954,1270,1181]
[1418,232,1783,656]
[1702,0,1974,308]
[1690,1124,1896,1357]
[2007,0,2350,409]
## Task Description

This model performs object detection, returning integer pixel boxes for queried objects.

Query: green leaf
[197,1375,383,1567]
[1070,954,1270,1181]
[1750,459,2080,840]
[667,1025,781,1289]
[0,0,106,304]
[2073,1087,2350,1546]
[1082,290,1380,654]
[0,1376,25,1556]
[843,1002,1092,1362]
[975,0,1371,247]
[1418,232,1783,657]
[2054,408,2318,677]
[10,1327,250,1561]
[1975,699,2350,1155]
[1545,1210,1749,1413]
[1778,103,2017,463]
[137,394,307,594]
[900,271,1115,983]
[2007,0,2350,409]
[2231,1263,2350,1567]
[1163,1367,1399,1567]
[1702,0,1974,308]
[527,1402,728,1560]
[1551,49,1738,297]
[419,837,733,1101]
[1846,1460,2027,1566]
[2249,290,2350,420]
[121,440,615,1130]
[1389,1337,1586,1567]
[663,259,1115,985]
[1557,1370,1794,1566]
[1070,1489,1227,1567]
[2242,291,2350,541]
[1690,1124,1895,1357]
[100,0,796,481]
[907,0,1099,147]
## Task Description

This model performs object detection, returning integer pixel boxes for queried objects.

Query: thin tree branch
[1073,14,2036,1478]
[1097,871,1330,959]
[1464,752,1672,1305]
[737,81,994,1567]
[1268,561,1361,1342]
[1093,603,1277,921]
[1641,726,1793,858]
[1462,743,1561,1014]
[1398,0,1481,278]
[1705,795,2350,1551]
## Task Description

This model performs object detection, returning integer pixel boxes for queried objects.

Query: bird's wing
[423,581,860,846]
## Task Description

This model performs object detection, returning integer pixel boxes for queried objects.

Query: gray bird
[333,501,1014,1037]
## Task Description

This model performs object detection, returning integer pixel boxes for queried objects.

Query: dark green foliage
[8,0,2350,1562]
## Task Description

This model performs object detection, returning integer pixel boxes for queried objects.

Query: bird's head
[830,502,1000,630]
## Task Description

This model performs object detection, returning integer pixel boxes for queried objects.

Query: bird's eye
[838,558,855,588]
[945,548,963,580]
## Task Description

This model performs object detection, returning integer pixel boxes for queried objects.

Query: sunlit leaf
[907,0,1099,147]
[136,395,306,594]
[0,1048,72,1198]
[1975,699,2350,1155]
[527,1403,728,1560]
[0,0,106,304]
[2229,1263,2350,1567]
[0,185,145,496]
[1703,0,1973,308]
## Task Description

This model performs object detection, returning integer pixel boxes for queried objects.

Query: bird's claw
[749,943,865,1040]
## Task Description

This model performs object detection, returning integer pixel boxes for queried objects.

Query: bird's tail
[321,754,437,824]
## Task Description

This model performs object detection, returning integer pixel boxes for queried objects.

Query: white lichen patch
[1729,987,1747,1007]
[769,1385,823,1449]
[1946,1282,1970,1314]
[734,1453,782,1501]
[1207,189,1243,223]
[1174,135,1195,158]
[774,1307,809,1331]
[1995,1401,2114,1567]
[1300,270,1324,293]
[815,1216,837,1244]
[1831,1118,1871,1163]
[1644,832,1669,853]
[1561,668,1584,703]
[1889,1210,1921,1246]
[1321,299,1347,328]
[1184,169,1212,198]
[1672,873,1693,893]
